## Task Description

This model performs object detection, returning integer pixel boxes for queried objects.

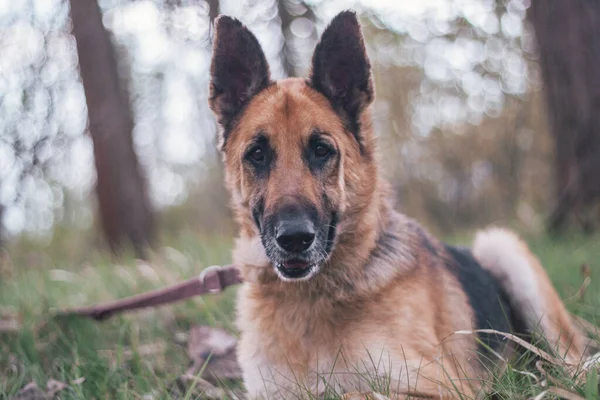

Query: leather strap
[57,265,242,321]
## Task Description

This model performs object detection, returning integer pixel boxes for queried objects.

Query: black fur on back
[444,245,523,358]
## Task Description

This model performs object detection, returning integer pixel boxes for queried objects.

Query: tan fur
[236,220,481,398]
[473,228,586,364]
[224,78,377,247]
[211,15,586,399]
[224,79,480,398]
[223,82,587,399]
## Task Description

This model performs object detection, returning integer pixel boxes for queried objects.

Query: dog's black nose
[276,221,315,253]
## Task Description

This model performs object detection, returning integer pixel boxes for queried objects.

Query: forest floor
[1,229,599,399]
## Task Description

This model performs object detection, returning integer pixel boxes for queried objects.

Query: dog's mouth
[263,212,339,282]
[275,259,317,280]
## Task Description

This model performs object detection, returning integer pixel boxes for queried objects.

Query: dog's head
[209,11,377,281]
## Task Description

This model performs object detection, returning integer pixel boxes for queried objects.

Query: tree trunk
[528,1,600,233]
[206,0,220,26]
[70,0,154,257]
[0,202,4,249]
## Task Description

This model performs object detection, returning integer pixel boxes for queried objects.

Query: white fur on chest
[238,332,427,399]
[236,286,425,399]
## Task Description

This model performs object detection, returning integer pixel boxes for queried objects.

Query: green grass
[1,230,599,399]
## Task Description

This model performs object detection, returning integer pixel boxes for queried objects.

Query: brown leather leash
[56,265,242,321]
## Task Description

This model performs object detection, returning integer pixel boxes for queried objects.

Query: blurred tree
[69,0,155,257]
[361,2,544,234]
[0,204,3,248]
[206,0,220,25]
[0,0,562,240]
[529,1,600,233]
[0,0,75,240]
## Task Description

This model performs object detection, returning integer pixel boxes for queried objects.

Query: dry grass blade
[575,277,591,300]
[535,360,549,388]
[341,392,391,400]
[515,368,542,385]
[14,379,69,399]
[580,263,590,281]
[581,352,600,372]
[532,387,586,400]
[454,330,568,366]
[534,360,568,389]
[571,314,599,338]
[567,273,591,303]
[71,377,86,385]
[99,341,167,362]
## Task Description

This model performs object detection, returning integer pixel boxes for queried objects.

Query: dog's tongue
[283,260,310,270]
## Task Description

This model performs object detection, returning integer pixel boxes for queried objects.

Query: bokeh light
[0,0,550,239]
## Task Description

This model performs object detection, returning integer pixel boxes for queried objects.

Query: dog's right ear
[209,16,271,145]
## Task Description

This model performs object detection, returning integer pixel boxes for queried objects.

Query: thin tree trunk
[70,0,154,257]
[206,0,220,26]
[528,1,600,233]
[0,202,4,249]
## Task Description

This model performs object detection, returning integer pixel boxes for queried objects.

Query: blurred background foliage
[0,0,595,256]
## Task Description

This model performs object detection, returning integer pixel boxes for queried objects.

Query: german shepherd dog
[208,11,587,399]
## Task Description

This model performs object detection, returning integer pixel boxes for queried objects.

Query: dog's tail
[472,228,586,364]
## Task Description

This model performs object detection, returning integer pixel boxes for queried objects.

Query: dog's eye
[248,147,265,163]
[314,144,331,158]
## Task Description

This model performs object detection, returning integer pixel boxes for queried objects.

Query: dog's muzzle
[259,202,334,281]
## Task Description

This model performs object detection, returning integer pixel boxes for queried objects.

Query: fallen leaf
[186,325,242,384]
[15,382,47,400]
[188,325,237,360]
[15,379,70,399]
[46,379,68,397]
[203,347,243,383]
[15,378,72,399]
[0,318,20,332]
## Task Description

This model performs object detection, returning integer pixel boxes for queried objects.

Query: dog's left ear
[309,11,374,146]
[209,16,272,146]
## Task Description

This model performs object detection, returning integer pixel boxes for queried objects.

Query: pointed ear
[309,11,374,149]
[209,16,271,145]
